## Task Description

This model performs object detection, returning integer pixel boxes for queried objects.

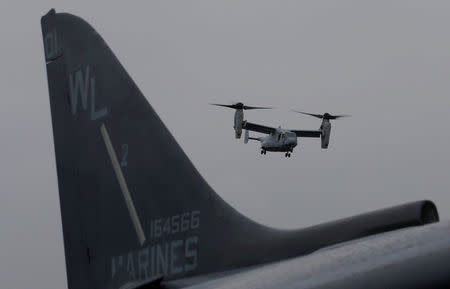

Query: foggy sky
[1,1,450,288]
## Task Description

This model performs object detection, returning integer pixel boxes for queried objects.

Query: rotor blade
[210,103,238,109]
[211,103,272,110]
[327,114,350,120]
[243,105,272,110]
[292,110,350,120]
[291,110,324,119]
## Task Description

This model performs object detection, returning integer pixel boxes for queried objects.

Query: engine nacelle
[244,129,249,144]
[321,119,331,149]
[234,109,244,138]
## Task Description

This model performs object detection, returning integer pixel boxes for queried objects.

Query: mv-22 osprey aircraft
[212,103,348,157]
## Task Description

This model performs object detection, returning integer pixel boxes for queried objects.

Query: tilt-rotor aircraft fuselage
[243,121,321,157]
[41,9,450,289]
[247,126,299,154]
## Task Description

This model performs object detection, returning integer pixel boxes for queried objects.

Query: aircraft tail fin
[42,9,295,288]
[41,9,241,288]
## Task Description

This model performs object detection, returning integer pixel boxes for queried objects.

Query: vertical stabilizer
[41,9,274,288]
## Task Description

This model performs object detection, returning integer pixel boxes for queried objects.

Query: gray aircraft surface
[244,125,300,157]
[243,123,318,157]
[41,9,450,289]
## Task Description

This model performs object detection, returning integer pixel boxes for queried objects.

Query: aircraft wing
[242,121,276,134]
[169,220,450,289]
[292,129,322,138]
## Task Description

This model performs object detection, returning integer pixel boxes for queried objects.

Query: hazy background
[1,1,450,288]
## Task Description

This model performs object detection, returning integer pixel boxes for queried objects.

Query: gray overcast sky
[1,1,450,288]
